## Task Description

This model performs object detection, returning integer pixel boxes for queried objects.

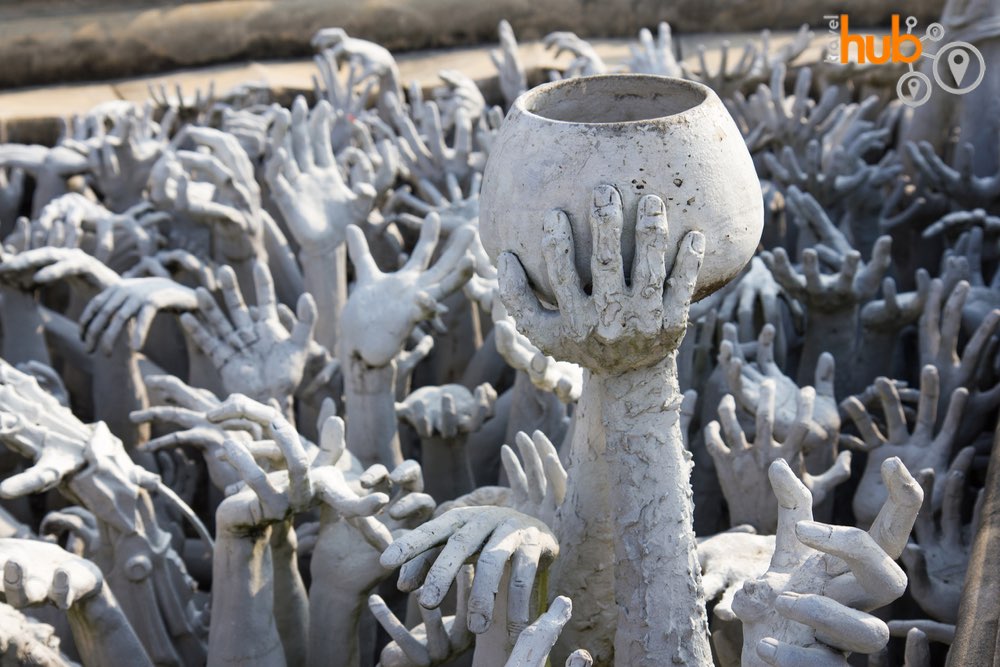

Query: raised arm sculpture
[482,75,763,665]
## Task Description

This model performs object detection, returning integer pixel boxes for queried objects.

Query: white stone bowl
[480,74,763,302]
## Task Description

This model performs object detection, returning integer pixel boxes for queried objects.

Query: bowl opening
[521,75,707,124]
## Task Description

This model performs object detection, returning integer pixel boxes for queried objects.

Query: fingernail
[757,638,779,661]
[594,184,617,207]
[419,584,440,607]
[468,611,490,634]
[379,544,402,566]
[690,231,705,253]
[543,210,564,234]
[641,195,664,217]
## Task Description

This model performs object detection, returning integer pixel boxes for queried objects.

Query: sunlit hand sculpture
[482,75,763,666]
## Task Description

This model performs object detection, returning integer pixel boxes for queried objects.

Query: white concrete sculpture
[0,12,996,667]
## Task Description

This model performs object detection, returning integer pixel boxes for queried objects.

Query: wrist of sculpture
[853,327,898,391]
[92,322,151,452]
[799,307,858,391]
[310,585,366,667]
[297,236,345,260]
[300,243,348,353]
[421,435,476,502]
[271,520,309,667]
[343,357,403,468]
[68,585,154,667]
[597,352,712,666]
[208,518,284,666]
[0,286,50,365]
[215,489,271,535]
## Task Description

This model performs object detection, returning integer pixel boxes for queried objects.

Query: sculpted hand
[349,117,400,198]
[490,20,527,107]
[0,538,103,611]
[312,51,379,131]
[386,172,481,235]
[771,140,898,219]
[919,279,1000,432]
[380,505,559,637]
[311,27,401,96]
[180,263,316,406]
[308,457,435,610]
[132,375,272,490]
[86,103,174,212]
[906,140,1000,209]
[265,97,376,252]
[493,300,583,403]
[340,214,474,367]
[15,361,69,408]
[901,447,980,623]
[683,26,811,98]
[503,596,587,667]
[0,247,119,293]
[369,565,475,667]
[719,322,840,450]
[499,185,705,374]
[717,257,791,353]
[543,32,607,77]
[390,97,484,187]
[5,193,161,264]
[0,362,96,498]
[782,185,866,261]
[842,367,967,527]
[212,395,387,530]
[464,237,498,313]
[500,430,567,528]
[433,70,486,128]
[395,383,496,501]
[436,428,568,530]
[628,22,682,76]
[727,65,842,155]
[733,457,922,666]
[860,270,930,334]
[683,38,759,97]
[0,142,89,185]
[168,127,266,259]
[147,81,215,121]
[220,105,280,159]
[396,383,496,439]
[698,527,775,621]
[764,235,892,314]
[924,207,1000,240]
[707,381,851,532]
[80,276,198,353]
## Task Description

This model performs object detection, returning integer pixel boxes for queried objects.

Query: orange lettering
[840,14,865,63]
[841,14,923,64]
[891,15,922,62]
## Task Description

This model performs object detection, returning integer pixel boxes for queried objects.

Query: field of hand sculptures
[0,12,996,667]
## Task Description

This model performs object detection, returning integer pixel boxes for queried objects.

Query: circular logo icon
[924,22,945,42]
[933,41,986,94]
[897,70,933,107]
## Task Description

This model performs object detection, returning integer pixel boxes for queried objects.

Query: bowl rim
[512,74,714,127]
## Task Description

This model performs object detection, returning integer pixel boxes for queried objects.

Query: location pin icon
[908,77,921,98]
[948,49,970,86]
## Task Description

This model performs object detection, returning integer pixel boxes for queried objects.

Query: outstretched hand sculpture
[733,457,922,666]
[484,70,763,665]
[497,185,713,664]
